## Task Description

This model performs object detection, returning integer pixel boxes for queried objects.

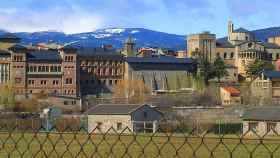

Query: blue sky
[0,0,279,37]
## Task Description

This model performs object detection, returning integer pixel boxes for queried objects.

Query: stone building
[250,70,280,103]
[87,104,163,133]
[78,47,124,95]
[220,86,241,106]
[0,33,20,85]
[0,34,79,97]
[187,21,280,79]
[187,31,216,62]
[11,45,78,97]
[242,107,280,136]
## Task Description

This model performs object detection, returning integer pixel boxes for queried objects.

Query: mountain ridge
[1,26,280,50]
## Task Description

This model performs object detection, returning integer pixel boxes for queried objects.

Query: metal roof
[242,107,280,121]
[86,104,147,115]
[261,42,280,49]
[216,41,235,48]
[234,28,250,33]
[126,56,195,64]
[263,70,280,78]
[78,47,121,56]
[27,50,61,61]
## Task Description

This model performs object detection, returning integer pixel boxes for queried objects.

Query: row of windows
[28,66,61,72]
[82,67,122,76]
[80,61,122,66]
[65,56,74,62]
[216,52,234,59]
[27,78,72,85]
[28,80,60,85]
[13,66,24,68]
[13,56,23,62]
[28,89,75,95]
[81,79,119,85]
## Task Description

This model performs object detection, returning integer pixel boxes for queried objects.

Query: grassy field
[0,132,279,158]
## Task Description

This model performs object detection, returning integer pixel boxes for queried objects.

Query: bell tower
[228,20,234,41]
[123,36,135,57]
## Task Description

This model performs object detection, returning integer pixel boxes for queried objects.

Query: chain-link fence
[0,118,280,158]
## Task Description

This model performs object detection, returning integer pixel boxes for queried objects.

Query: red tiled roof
[222,87,240,97]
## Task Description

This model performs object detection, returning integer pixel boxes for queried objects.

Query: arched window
[216,52,220,57]
[230,52,234,59]
[224,52,227,59]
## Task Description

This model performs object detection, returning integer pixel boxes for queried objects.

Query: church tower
[228,21,234,41]
[123,36,135,57]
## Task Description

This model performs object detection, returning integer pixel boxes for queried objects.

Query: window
[277,54,279,60]
[53,80,59,85]
[40,80,47,85]
[66,78,73,84]
[109,80,113,85]
[248,43,252,48]
[28,80,34,85]
[64,101,69,105]
[15,78,22,84]
[230,52,234,59]
[248,122,258,132]
[267,122,277,132]
[224,52,227,59]
[96,122,102,130]
[117,122,122,130]
[216,52,220,57]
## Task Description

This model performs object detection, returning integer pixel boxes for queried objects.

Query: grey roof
[27,50,61,61]
[8,44,27,51]
[216,41,235,48]
[261,42,280,49]
[126,56,194,64]
[234,28,250,33]
[86,104,147,115]
[263,70,280,78]
[78,47,121,56]
[243,107,280,121]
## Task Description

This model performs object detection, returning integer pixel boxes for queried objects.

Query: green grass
[0,132,279,158]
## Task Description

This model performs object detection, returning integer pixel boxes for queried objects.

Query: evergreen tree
[246,59,274,79]
[197,58,215,85]
[213,57,228,82]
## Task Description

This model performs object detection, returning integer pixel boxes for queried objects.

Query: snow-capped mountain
[9,28,186,50]
[2,26,280,50]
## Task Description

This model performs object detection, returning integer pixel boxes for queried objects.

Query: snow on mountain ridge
[103,28,125,34]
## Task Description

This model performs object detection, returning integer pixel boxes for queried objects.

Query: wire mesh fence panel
[0,119,279,157]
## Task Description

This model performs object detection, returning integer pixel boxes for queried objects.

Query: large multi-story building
[78,46,124,95]
[0,33,197,99]
[187,21,280,79]
[0,34,79,98]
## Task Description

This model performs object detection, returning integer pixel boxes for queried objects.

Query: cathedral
[188,21,280,79]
